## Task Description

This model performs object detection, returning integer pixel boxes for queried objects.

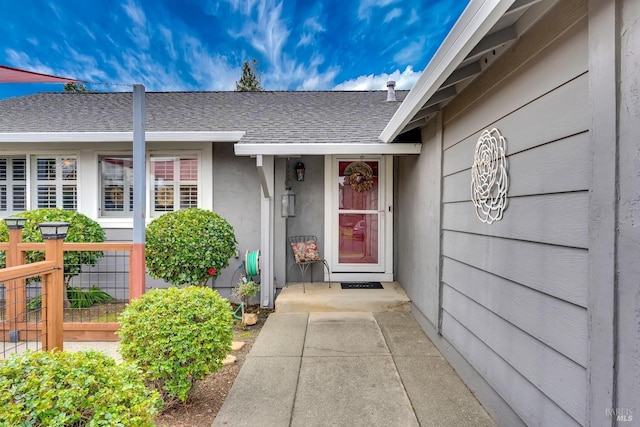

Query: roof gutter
[0,131,245,143]
[234,142,422,156]
[379,0,515,143]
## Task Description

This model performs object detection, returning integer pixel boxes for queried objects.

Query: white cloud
[122,0,150,49]
[158,25,177,61]
[4,49,55,75]
[79,23,96,40]
[297,15,325,47]
[393,37,424,65]
[122,0,145,27]
[297,63,340,90]
[333,65,421,91]
[384,8,402,23]
[357,0,400,21]
[222,0,337,90]
[230,0,290,70]
[407,9,419,25]
[47,1,63,21]
[178,34,240,91]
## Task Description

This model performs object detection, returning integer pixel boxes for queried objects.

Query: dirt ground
[155,306,269,427]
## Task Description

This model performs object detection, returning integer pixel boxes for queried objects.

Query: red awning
[0,65,79,83]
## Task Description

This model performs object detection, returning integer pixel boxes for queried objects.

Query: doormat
[341,282,383,289]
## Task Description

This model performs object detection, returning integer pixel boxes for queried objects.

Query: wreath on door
[344,161,374,193]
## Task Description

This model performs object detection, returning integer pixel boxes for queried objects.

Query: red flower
[208,268,217,276]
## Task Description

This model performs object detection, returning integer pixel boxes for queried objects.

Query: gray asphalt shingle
[0,90,407,144]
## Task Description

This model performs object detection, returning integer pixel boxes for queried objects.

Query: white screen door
[333,157,385,272]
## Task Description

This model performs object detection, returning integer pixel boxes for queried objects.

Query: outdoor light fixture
[38,222,70,240]
[295,161,305,181]
[4,217,27,229]
[281,189,296,217]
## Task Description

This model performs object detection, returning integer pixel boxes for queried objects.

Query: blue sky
[0,0,468,99]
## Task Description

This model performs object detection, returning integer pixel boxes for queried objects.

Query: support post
[44,237,65,351]
[6,227,26,337]
[131,84,146,300]
[257,155,275,308]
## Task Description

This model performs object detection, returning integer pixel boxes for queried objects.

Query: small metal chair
[288,235,331,292]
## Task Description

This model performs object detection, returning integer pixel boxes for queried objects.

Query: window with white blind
[0,157,27,215]
[99,156,134,217]
[98,154,199,218]
[32,156,77,210]
[151,156,199,217]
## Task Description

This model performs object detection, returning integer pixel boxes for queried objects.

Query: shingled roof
[0,90,407,145]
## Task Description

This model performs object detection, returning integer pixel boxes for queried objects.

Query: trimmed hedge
[145,208,237,286]
[117,286,234,407]
[0,350,161,426]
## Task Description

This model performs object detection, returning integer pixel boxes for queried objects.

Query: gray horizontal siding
[442,257,588,367]
[443,131,590,202]
[443,231,588,307]
[443,286,586,424]
[439,13,590,426]
[442,311,583,427]
[443,192,589,248]
[443,73,588,177]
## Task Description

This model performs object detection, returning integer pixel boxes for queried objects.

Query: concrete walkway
[213,311,495,427]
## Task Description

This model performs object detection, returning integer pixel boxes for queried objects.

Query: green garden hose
[233,304,243,320]
[245,250,260,278]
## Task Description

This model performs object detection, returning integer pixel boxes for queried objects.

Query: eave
[380,0,556,142]
[0,131,246,143]
[234,142,422,156]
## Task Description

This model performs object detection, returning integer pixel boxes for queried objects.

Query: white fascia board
[0,131,245,143]
[379,0,515,143]
[234,142,422,156]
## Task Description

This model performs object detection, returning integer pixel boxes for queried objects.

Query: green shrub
[0,350,161,426]
[145,208,237,286]
[27,286,116,310]
[117,286,234,407]
[0,208,106,286]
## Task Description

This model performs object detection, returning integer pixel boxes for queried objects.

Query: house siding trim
[586,0,618,425]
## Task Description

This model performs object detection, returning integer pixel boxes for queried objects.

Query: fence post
[41,223,68,352]
[4,218,27,342]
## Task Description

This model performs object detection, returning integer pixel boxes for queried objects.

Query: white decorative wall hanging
[471,128,509,224]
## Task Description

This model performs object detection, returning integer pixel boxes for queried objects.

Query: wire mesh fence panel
[63,250,130,323]
[1,275,46,359]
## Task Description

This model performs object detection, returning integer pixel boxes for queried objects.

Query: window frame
[96,150,202,220]
[0,156,28,216]
[149,153,201,218]
[30,155,78,211]
[98,155,135,218]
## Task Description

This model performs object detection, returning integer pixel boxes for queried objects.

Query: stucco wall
[212,142,261,294]
[283,155,326,282]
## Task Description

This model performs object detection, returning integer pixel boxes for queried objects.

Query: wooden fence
[1,229,138,352]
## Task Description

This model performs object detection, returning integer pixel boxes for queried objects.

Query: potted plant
[232,279,260,325]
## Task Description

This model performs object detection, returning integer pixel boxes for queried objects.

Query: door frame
[324,155,393,282]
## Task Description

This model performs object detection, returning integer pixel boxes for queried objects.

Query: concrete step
[275,282,411,313]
